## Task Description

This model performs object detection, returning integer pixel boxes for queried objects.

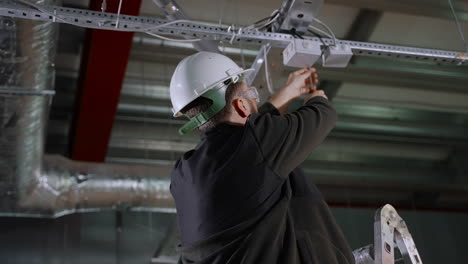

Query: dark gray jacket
[170,97,355,264]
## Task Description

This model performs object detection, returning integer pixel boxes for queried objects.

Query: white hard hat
[170,51,253,117]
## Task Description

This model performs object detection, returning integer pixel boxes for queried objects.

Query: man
[169,52,355,264]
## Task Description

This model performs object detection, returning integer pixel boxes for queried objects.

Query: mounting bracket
[273,0,324,34]
[0,0,466,66]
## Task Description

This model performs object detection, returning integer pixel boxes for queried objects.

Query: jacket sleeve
[248,96,337,178]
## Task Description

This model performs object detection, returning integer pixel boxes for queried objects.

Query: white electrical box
[322,44,353,68]
[282,39,322,68]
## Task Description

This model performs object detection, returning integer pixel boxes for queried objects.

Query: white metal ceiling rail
[1,0,467,66]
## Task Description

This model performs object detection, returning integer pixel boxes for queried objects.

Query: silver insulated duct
[0,1,174,218]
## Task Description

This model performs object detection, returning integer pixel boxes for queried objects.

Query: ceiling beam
[70,0,143,162]
[318,9,383,100]
[327,0,468,22]
[345,9,384,42]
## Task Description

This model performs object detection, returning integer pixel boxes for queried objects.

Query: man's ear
[232,98,249,118]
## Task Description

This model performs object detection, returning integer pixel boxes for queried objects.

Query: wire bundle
[16,0,201,42]
[244,9,280,31]
[308,17,337,46]
[16,0,339,47]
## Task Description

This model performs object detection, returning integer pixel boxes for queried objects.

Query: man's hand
[268,67,326,115]
[285,67,318,98]
[304,89,328,103]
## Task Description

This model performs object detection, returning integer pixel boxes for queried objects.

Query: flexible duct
[20,155,174,217]
[0,1,174,218]
[0,1,55,216]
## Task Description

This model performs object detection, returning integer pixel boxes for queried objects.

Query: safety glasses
[241,86,260,103]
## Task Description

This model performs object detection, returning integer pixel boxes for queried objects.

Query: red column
[71,0,143,162]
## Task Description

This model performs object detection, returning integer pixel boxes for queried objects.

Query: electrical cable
[248,16,271,28]
[307,29,326,46]
[308,25,333,39]
[307,29,329,68]
[447,0,468,52]
[142,20,201,42]
[17,0,200,43]
[312,17,336,40]
[101,0,107,12]
[262,44,275,94]
[145,32,200,42]
[142,19,198,31]
[310,17,337,46]
[256,10,280,30]
[227,25,242,44]
[17,0,78,26]
[240,43,246,69]
[115,0,123,28]
[290,28,304,39]
[249,11,276,29]
[245,9,279,31]
[308,25,335,45]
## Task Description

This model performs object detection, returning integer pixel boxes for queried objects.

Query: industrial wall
[1,208,467,264]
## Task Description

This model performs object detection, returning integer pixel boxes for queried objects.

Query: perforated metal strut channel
[1,0,468,65]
